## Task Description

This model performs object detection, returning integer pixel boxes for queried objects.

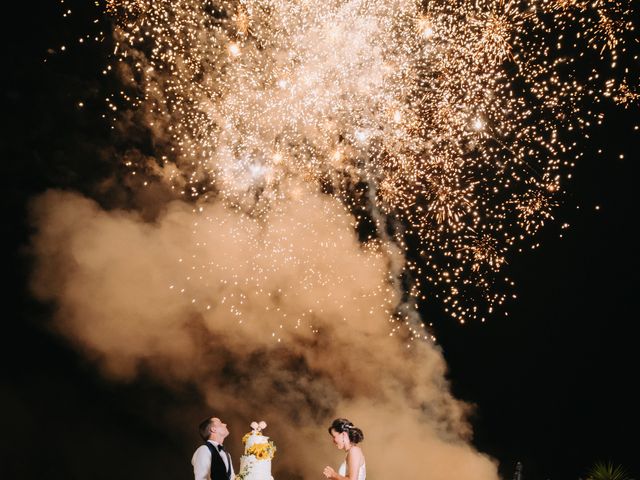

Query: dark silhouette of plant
[587,461,632,480]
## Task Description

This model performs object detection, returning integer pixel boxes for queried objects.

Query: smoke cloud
[29,186,499,479]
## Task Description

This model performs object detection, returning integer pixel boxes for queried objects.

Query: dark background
[2,2,638,479]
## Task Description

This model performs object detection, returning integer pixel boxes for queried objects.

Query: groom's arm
[192,445,212,480]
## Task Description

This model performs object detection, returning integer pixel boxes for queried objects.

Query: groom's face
[211,417,229,439]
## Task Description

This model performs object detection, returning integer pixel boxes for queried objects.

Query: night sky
[2,2,638,480]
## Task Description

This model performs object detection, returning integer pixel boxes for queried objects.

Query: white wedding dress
[338,460,366,480]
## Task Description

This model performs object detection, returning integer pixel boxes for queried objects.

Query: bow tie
[217,444,225,452]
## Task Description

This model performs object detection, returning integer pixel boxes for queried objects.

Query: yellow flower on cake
[246,440,276,460]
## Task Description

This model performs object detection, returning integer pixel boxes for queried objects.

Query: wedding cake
[237,421,276,480]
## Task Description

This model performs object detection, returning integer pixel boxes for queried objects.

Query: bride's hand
[323,466,337,479]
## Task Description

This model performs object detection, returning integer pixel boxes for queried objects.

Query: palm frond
[587,461,631,480]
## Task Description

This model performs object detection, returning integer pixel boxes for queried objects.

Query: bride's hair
[328,418,364,444]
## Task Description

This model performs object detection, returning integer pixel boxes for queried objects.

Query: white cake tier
[239,454,272,480]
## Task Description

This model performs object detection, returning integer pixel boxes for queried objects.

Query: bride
[322,418,366,480]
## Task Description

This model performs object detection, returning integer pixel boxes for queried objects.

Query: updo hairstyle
[328,418,364,444]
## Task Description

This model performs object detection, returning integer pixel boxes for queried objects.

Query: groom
[192,416,235,480]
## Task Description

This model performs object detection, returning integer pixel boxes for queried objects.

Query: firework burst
[96,0,636,327]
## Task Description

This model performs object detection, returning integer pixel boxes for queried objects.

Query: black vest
[204,442,231,480]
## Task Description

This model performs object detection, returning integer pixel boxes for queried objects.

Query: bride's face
[330,429,348,450]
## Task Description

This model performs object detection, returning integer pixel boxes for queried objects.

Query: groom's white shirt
[192,440,234,480]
